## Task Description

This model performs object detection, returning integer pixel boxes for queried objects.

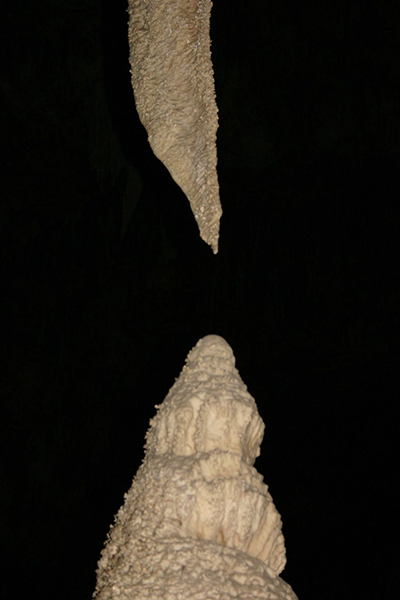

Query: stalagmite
[128,0,222,253]
[94,335,298,599]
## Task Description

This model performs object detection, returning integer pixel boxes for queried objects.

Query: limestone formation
[94,335,298,599]
[128,0,222,253]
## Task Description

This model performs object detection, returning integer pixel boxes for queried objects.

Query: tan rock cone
[94,335,298,599]
[128,0,222,253]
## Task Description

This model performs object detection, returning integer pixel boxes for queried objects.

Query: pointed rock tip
[187,334,234,361]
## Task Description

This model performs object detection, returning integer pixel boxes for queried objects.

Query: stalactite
[128,0,222,253]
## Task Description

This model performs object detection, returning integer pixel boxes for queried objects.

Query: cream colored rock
[128,0,222,253]
[94,335,298,599]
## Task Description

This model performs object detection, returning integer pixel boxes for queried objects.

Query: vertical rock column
[94,335,298,599]
[128,0,222,253]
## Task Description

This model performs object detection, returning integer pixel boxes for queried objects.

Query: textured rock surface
[128,0,222,253]
[94,335,298,599]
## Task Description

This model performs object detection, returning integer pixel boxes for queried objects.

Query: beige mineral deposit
[128,0,222,253]
[94,335,298,599]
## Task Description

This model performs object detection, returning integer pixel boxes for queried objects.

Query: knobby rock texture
[94,336,298,599]
[128,0,222,252]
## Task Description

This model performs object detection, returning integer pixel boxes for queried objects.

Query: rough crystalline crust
[128,0,222,253]
[94,335,298,599]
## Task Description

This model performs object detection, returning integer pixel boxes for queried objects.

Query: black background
[1,1,399,598]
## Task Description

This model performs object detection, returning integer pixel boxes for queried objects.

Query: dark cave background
[1,1,399,598]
